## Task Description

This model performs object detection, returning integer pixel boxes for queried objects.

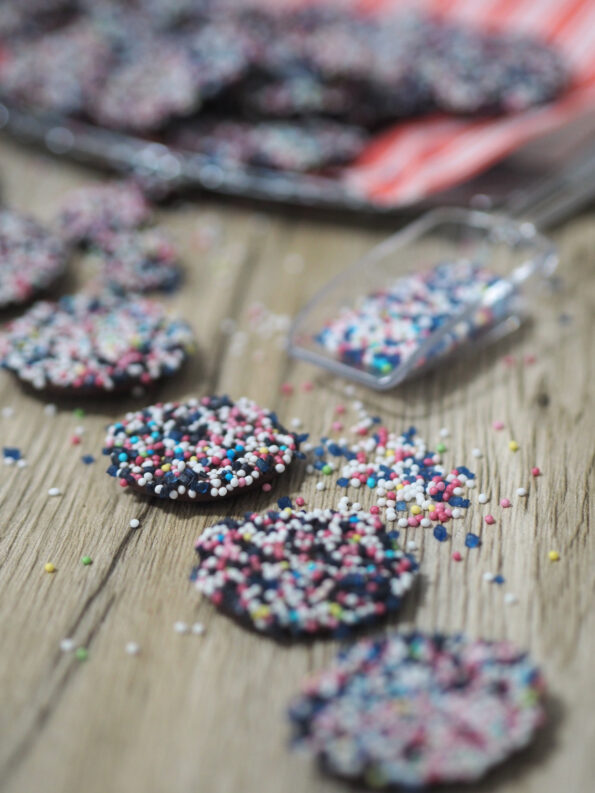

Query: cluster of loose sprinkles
[192,508,418,639]
[55,181,151,246]
[315,260,512,378]
[3,446,27,468]
[289,632,546,788]
[0,209,67,308]
[0,293,195,395]
[88,227,181,294]
[310,423,476,530]
[103,395,305,502]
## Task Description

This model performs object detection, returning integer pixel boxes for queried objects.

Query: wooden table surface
[0,138,593,793]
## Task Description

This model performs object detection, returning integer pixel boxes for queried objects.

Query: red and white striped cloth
[338,0,595,205]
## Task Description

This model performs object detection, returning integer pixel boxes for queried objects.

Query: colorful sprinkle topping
[289,632,546,787]
[193,508,418,639]
[104,395,303,501]
[0,293,194,394]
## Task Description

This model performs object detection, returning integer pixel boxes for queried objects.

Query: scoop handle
[505,143,595,229]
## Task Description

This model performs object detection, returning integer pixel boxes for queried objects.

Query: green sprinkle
[436,442,447,453]
[322,464,332,475]
[81,555,92,566]
[75,647,88,662]
[73,408,85,418]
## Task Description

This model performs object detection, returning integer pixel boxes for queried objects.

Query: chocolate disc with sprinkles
[56,181,152,246]
[0,209,67,308]
[89,228,181,294]
[289,632,546,787]
[192,508,418,639]
[0,293,194,394]
[103,395,303,502]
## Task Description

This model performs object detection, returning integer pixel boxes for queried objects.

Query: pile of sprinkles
[103,395,304,501]
[0,293,195,395]
[55,181,151,246]
[315,260,511,378]
[192,508,418,639]
[312,424,476,530]
[0,209,66,308]
[289,632,546,788]
[89,227,181,293]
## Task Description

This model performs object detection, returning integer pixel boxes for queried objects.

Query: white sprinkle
[504,593,518,605]
[478,493,488,504]
[290,417,302,429]
[44,403,57,416]
[3,457,14,466]
[439,427,450,438]
[191,622,205,635]
[316,481,325,491]
[60,638,76,652]
[472,448,482,458]
[17,459,28,468]
[1,406,14,418]
[48,487,61,497]
[129,518,140,529]
[483,572,494,582]
[125,642,140,655]
[420,517,432,528]
[397,518,408,528]
[451,508,462,519]
[406,540,418,551]
[516,487,528,497]
[174,621,189,634]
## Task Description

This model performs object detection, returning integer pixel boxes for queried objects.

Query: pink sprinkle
[503,355,516,367]
[331,421,344,432]
[262,483,272,492]
[301,381,314,392]
[485,514,496,525]
[295,496,305,507]
[531,467,541,477]
[280,383,293,396]
[500,498,511,508]
[493,421,505,431]
[524,354,536,365]
[335,404,346,415]
[70,435,81,445]
[370,506,380,515]
[452,551,462,562]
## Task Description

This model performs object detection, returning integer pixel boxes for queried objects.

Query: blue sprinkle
[493,574,505,584]
[396,501,407,511]
[337,477,349,487]
[3,447,21,460]
[81,455,95,465]
[433,524,448,542]
[366,477,377,488]
[465,532,481,549]
[277,496,292,509]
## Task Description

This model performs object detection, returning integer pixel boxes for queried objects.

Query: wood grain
[0,137,593,793]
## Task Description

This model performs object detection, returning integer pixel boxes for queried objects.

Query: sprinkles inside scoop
[0,292,194,394]
[0,209,67,308]
[289,632,546,788]
[103,395,304,502]
[315,260,511,378]
[192,508,418,639]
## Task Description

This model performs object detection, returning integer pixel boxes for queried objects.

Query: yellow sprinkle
[351,533,361,543]
[44,563,56,573]
[190,456,197,462]
[548,550,560,562]
[259,447,269,454]
[410,505,422,515]
[242,533,252,541]
[161,463,171,472]
[329,603,342,617]
[396,483,404,490]
[252,605,270,619]
[509,440,519,452]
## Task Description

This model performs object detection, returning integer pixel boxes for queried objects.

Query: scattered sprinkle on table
[509,440,519,452]
[125,642,140,656]
[75,647,88,662]
[465,532,481,548]
[548,550,560,562]
[48,488,61,497]
[174,621,189,634]
[60,638,76,653]
[532,467,541,477]
[44,563,56,573]
[191,622,205,636]
[81,556,92,566]
[81,455,95,465]
[129,518,140,529]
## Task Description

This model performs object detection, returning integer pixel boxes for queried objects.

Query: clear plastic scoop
[288,145,595,390]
